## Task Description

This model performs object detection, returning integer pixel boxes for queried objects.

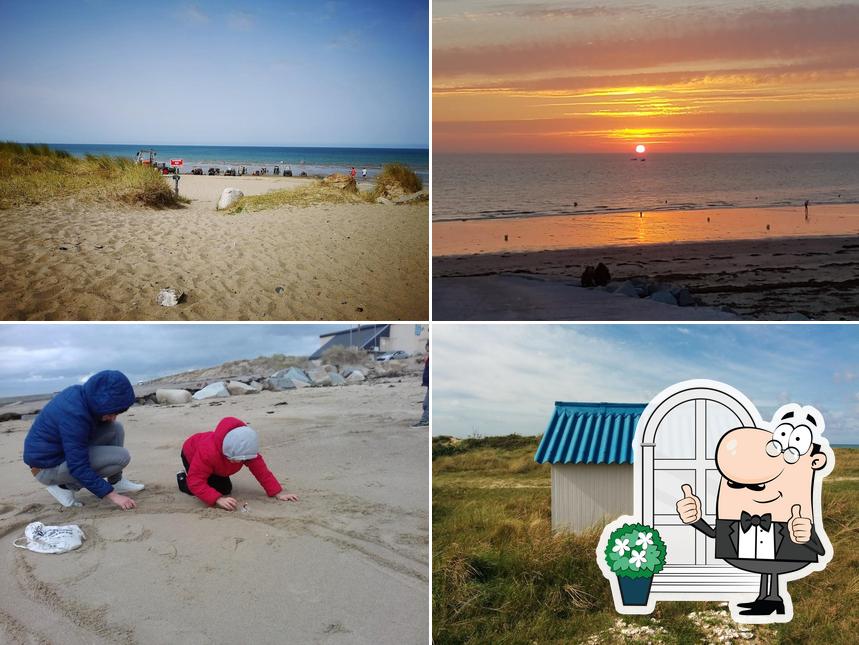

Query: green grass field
[432,436,859,644]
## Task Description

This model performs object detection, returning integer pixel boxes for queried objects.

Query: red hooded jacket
[182,416,283,506]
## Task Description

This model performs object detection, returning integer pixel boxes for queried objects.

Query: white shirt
[737,522,775,559]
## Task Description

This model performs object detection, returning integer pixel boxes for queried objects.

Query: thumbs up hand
[788,504,812,544]
[676,483,702,524]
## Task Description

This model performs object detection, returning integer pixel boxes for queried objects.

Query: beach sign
[170,159,183,167]
[596,379,834,624]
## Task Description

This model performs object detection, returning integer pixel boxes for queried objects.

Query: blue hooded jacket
[23,370,135,498]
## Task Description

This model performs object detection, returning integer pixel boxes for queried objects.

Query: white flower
[635,532,653,548]
[612,538,631,556]
[629,550,647,569]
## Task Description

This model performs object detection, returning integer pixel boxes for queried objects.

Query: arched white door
[639,386,760,596]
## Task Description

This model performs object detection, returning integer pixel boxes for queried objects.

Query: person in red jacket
[177,417,298,511]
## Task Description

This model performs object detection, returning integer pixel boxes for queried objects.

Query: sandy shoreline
[434,233,859,320]
[0,175,428,321]
[0,379,428,644]
[433,204,859,256]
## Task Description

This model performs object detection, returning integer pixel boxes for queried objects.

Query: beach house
[310,324,429,359]
[537,387,760,596]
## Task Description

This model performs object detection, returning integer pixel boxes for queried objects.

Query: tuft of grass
[0,141,187,209]
[228,180,370,213]
[372,162,423,199]
[320,346,372,368]
[433,438,859,644]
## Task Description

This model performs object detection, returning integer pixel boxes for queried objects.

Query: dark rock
[581,265,596,287]
[650,290,678,306]
[594,262,611,286]
[0,412,22,423]
[614,281,640,298]
[675,288,695,307]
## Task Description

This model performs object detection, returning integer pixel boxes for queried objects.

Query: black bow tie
[740,511,772,532]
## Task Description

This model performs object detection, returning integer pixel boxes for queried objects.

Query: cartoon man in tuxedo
[676,404,830,617]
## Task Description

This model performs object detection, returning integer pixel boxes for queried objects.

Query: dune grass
[0,141,187,209]
[227,180,371,213]
[372,162,424,199]
[433,436,859,644]
[320,346,372,368]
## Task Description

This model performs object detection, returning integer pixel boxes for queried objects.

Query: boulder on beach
[0,412,22,423]
[217,188,244,210]
[329,372,347,386]
[192,382,230,400]
[614,281,640,298]
[292,378,312,388]
[307,368,332,386]
[594,263,611,286]
[345,371,365,383]
[322,173,358,193]
[155,389,192,405]
[650,290,678,306]
[226,381,257,395]
[322,364,337,374]
[581,266,595,288]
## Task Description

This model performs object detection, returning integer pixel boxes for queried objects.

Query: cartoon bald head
[715,405,828,522]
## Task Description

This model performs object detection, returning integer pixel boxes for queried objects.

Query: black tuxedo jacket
[691,518,825,562]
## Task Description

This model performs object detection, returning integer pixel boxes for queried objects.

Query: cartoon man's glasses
[766,423,813,464]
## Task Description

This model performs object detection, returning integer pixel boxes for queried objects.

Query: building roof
[534,402,646,465]
[309,324,390,360]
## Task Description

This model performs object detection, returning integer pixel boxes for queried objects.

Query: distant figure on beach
[411,342,429,427]
[22,370,144,509]
[362,167,367,179]
[350,166,357,179]
[804,200,810,218]
[177,416,299,510]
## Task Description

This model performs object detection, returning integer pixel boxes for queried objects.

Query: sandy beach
[434,205,859,320]
[0,175,428,321]
[0,378,428,644]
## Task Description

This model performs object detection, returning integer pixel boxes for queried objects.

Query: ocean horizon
[46,143,429,182]
[433,152,859,221]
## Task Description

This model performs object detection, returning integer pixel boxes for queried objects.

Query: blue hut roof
[534,402,645,465]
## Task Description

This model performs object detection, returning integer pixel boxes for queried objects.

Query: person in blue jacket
[23,370,144,510]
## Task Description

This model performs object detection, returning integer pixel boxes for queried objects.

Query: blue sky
[433,324,859,444]
[0,1,428,147]
[0,324,339,397]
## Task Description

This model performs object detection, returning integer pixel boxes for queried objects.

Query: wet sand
[434,205,859,320]
[0,175,428,321]
[0,379,428,644]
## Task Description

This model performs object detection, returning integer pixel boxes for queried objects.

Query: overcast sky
[0,0,428,147]
[433,324,859,445]
[0,324,341,397]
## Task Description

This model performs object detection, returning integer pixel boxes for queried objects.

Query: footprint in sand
[99,522,151,543]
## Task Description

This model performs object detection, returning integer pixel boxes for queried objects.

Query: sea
[432,153,859,221]
[48,143,429,183]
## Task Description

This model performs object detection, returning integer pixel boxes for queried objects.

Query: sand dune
[0,379,428,644]
[0,176,428,321]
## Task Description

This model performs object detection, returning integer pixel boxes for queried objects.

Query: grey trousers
[419,388,428,423]
[726,558,807,602]
[34,421,130,491]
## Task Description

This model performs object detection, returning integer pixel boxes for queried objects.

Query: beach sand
[434,205,859,320]
[0,378,428,644]
[0,175,428,321]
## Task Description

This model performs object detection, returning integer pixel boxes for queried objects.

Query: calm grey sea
[432,153,859,221]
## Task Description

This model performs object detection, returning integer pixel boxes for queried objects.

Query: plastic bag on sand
[13,522,86,554]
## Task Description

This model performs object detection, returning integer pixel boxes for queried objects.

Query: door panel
[654,400,696,458]
[705,401,742,459]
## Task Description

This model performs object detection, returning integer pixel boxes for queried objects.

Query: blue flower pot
[617,575,653,606]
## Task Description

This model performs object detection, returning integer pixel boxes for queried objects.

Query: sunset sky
[433,1,859,152]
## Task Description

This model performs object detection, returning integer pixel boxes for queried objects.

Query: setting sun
[635,144,646,154]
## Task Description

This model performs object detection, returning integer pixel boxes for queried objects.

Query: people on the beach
[362,167,367,179]
[177,416,299,510]
[804,200,810,218]
[411,342,429,427]
[350,166,357,180]
[22,370,144,509]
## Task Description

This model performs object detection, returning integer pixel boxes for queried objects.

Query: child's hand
[216,496,238,511]
[276,492,299,502]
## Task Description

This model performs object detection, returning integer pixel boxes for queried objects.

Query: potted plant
[603,523,667,606]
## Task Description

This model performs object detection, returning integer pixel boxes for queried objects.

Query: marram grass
[0,142,186,209]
